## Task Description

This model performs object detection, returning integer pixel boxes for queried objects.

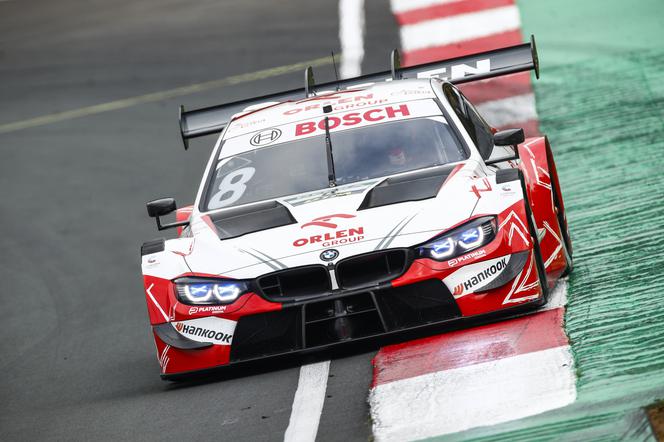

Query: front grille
[336,249,410,289]
[256,265,330,301]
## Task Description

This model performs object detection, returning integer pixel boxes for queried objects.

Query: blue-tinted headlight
[417,217,496,261]
[184,283,214,301]
[429,237,455,259]
[212,283,242,302]
[175,278,249,305]
[458,226,484,249]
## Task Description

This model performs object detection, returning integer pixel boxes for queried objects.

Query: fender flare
[518,137,572,278]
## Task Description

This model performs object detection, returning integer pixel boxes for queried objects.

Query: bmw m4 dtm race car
[141,37,573,379]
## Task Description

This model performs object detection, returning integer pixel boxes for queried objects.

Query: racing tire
[559,229,573,278]
[518,170,550,304]
[546,153,574,277]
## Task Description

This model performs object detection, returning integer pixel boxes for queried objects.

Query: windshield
[203,117,467,211]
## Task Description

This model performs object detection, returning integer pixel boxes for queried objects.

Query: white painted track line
[284,361,331,442]
[370,346,576,441]
[0,55,334,135]
[390,0,460,14]
[339,0,365,78]
[284,3,368,438]
[399,5,521,52]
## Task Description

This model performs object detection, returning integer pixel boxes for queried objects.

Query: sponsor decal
[302,213,355,229]
[233,118,266,129]
[444,255,511,298]
[320,249,339,262]
[389,88,433,97]
[295,214,365,247]
[188,305,228,315]
[501,184,516,196]
[294,105,410,137]
[172,316,237,346]
[293,227,364,247]
[250,128,282,146]
[461,257,507,292]
[416,58,491,81]
[179,324,232,343]
[447,249,487,266]
[283,93,387,115]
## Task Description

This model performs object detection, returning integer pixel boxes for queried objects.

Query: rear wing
[179,35,539,149]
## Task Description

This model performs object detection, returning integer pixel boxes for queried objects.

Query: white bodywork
[142,79,520,282]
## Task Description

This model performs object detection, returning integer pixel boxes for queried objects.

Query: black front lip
[160,295,544,381]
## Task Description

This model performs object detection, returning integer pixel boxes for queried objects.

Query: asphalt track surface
[0,1,400,440]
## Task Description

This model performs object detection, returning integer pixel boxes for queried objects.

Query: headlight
[417,217,497,261]
[174,277,250,305]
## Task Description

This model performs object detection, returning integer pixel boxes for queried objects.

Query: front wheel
[548,155,573,277]
[519,171,550,303]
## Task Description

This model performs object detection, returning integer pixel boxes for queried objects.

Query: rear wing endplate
[179,35,539,149]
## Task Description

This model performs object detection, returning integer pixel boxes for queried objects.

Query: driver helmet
[389,147,407,166]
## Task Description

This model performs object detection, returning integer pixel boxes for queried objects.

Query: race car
[141,37,573,379]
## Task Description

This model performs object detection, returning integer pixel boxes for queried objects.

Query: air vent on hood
[208,200,296,240]
[357,164,458,210]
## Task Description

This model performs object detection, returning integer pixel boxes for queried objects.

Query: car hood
[182,163,481,278]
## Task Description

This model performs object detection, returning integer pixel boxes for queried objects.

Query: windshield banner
[222,99,442,158]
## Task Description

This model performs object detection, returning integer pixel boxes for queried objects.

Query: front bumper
[156,273,544,380]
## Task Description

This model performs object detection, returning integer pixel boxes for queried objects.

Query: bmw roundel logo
[320,249,339,262]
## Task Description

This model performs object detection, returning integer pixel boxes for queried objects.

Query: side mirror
[146,198,188,231]
[485,128,524,166]
[147,198,176,218]
[493,128,525,146]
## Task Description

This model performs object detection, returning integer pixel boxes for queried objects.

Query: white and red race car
[141,38,573,379]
